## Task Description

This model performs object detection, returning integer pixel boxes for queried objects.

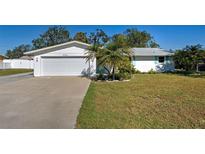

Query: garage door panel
[42,57,89,76]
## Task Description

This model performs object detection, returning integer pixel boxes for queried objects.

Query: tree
[86,29,110,71]
[73,32,89,43]
[87,33,131,80]
[32,26,70,49]
[173,44,205,71]
[111,34,128,49]
[88,29,109,46]
[125,28,159,48]
[6,44,32,59]
[97,47,126,80]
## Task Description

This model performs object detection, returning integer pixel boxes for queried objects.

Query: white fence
[0,59,34,69]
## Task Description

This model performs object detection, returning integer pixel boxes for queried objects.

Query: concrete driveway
[0,74,90,128]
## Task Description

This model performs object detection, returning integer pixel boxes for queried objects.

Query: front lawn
[76,74,205,128]
[0,69,33,76]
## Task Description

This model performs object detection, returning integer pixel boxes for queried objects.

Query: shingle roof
[131,48,174,56]
[20,56,33,60]
[25,41,91,56]
[25,40,174,57]
[0,54,7,58]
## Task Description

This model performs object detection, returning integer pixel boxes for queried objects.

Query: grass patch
[76,74,205,128]
[0,69,33,76]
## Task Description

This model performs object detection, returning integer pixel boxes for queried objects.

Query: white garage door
[41,57,90,76]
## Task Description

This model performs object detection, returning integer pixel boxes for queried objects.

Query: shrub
[134,69,141,74]
[96,73,107,81]
[115,72,131,80]
[118,57,134,74]
[147,69,157,74]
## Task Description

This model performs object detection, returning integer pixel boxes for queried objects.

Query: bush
[118,57,135,74]
[115,72,131,80]
[96,73,108,81]
[147,69,157,74]
[133,69,141,74]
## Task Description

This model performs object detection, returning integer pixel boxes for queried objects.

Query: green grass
[76,74,205,128]
[0,69,33,76]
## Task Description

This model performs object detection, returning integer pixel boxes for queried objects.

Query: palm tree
[86,34,132,80]
[97,48,125,80]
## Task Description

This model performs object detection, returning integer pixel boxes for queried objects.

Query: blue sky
[0,25,205,55]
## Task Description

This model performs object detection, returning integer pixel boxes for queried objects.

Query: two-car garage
[41,57,90,76]
[25,41,96,77]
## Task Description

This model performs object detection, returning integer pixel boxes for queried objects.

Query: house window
[158,56,165,63]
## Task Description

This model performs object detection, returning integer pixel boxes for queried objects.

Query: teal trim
[165,56,171,64]
[154,56,158,64]
[165,56,168,64]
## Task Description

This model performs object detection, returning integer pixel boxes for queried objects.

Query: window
[158,56,165,63]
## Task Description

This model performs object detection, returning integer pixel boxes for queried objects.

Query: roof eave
[25,41,91,56]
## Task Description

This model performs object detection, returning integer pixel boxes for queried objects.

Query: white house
[1,59,34,69]
[25,41,96,77]
[131,48,174,72]
[25,41,174,77]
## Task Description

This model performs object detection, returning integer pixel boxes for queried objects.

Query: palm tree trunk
[112,66,115,80]
[104,66,111,75]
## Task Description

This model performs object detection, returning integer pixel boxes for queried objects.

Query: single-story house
[0,55,7,69]
[20,55,33,60]
[131,48,174,72]
[0,54,6,62]
[25,41,174,77]
[2,59,34,69]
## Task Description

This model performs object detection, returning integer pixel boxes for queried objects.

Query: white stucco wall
[33,46,96,77]
[2,59,34,69]
[132,56,174,72]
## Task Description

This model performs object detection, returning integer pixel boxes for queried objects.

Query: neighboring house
[20,55,33,60]
[25,41,174,77]
[2,59,34,69]
[0,54,6,62]
[0,54,7,69]
[1,54,33,69]
[131,48,174,72]
[25,41,96,77]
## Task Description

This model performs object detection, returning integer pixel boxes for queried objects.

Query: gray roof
[131,48,174,56]
[20,56,33,60]
[25,41,91,56]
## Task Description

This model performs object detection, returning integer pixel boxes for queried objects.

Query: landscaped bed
[0,69,33,76]
[76,74,205,128]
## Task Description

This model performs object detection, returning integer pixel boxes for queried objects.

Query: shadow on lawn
[166,70,205,78]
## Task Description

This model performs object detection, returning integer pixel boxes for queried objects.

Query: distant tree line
[5,25,205,73]
[5,26,159,59]
[173,44,205,71]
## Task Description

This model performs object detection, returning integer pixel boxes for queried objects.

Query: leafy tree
[88,29,109,46]
[86,29,110,70]
[73,32,89,43]
[6,44,32,59]
[125,28,159,48]
[149,40,160,48]
[32,26,70,49]
[111,34,128,49]
[173,44,205,71]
